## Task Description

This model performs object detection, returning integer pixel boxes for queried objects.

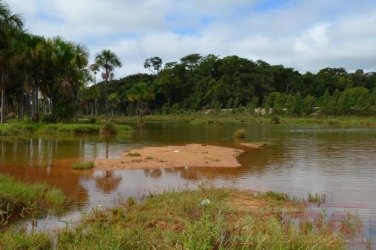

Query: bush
[41,113,56,123]
[233,128,246,139]
[271,116,281,124]
[100,123,117,135]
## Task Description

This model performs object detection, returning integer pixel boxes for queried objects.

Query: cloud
[6,0,376,77]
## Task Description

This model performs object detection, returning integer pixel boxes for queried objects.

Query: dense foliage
[1,0,376,122]
[0,1,115,123]
[83,54,376,117]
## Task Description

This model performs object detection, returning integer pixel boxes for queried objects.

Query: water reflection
[95,171,122,194]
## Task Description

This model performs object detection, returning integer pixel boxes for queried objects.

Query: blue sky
[6,0,376,78]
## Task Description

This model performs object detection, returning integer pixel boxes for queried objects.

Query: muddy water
[1,122,376,246]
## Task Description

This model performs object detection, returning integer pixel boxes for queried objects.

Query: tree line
[82,54,376,117]
[2,0,376,123]
[0,0,122,123]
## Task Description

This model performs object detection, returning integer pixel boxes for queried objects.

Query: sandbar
[94,144,245,170]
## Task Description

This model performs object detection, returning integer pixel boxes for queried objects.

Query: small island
[95,144,247,170]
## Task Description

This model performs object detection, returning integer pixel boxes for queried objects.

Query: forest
[83,54,376,118]
[1,1,376,123]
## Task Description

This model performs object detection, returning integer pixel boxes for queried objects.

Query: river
[1,121,375,247]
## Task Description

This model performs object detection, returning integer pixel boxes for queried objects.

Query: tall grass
[72,161,95,170]
[0,187,363,249]
[54,188,352,249]
[0,121,132,137]
[0,174,68,224]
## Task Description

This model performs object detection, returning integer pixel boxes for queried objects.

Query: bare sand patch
[94,144,244,170]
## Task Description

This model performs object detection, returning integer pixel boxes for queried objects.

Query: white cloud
[6,0,376,76]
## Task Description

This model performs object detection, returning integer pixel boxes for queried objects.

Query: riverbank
[93,113,376,127]
[0,174,68,225]
[0,121,133,137]
[95,144,248,170]
[0,187,361,249]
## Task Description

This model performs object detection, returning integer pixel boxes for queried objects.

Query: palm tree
[95,50,122,116]
[0,0,24,123]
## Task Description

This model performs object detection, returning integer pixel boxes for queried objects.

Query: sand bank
[94,144,245,170]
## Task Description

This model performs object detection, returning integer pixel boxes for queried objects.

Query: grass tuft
[0,174,68,224]
[72,161,95,170]
[127,152,141,157]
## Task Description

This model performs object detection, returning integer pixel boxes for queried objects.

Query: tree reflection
[144,169,162,178]
[95,170,122,194]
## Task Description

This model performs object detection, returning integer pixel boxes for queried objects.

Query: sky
[6,0,376,78]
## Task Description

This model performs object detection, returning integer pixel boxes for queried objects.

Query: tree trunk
[34,82,39,121]
[94,99,97,116]
[105,79,109,117]
[0,89,4,124]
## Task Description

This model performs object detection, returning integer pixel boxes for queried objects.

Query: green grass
[2,187,361,249]
[0,174,69,224]
[0,121,132,137]
[72,161,95,170]
[127,152,141,157]
[93,113,376,127]
[0,232,52,250]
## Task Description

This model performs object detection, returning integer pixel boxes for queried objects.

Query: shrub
[41,113,56,123]
[233,128,246,139]
[101,123,117,135]
[271,116,281,124]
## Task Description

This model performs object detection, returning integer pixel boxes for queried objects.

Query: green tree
[95,49,122,117]
[127,82,155,117]
[144,56,162,74]
[0,0,24,123]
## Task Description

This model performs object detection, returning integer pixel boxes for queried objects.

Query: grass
[93,113,376,127]
[1,187,363,249]
[0,232,52,250]
[127,152,141,157]
[0,121,132,137]
[308,192,326,204]
[0,174,69,225]
[72,161,95,170]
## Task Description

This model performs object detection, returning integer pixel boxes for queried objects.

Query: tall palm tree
[95,49,122,116]
[0,0,24,123]
[38,37,89,120]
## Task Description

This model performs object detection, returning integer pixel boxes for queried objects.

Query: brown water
[1,122,376,246]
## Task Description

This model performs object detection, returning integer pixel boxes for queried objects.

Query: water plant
[72,161,95,170]
[308,192,326,204]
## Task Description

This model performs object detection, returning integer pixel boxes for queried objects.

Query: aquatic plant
[308,192,326,204]
[72,161,95,170]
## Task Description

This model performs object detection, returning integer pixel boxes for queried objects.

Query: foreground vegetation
[0,188,364,249]
[0,174,68,225]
